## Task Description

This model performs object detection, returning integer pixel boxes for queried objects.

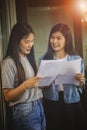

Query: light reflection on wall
[79,0,87,67]
[79,0,87,23]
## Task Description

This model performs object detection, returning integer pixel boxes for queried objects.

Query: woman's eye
[57,38,61,40]
[25,39,34,43]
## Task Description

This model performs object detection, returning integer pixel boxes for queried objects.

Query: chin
[53,49,60,51]
[27,51,30,54]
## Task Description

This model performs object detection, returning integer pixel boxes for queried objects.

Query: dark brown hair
[43,23,77,59]
[4,22,37,85]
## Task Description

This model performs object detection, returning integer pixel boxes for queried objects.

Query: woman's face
[50,31,66,52]
[19,33,34,57]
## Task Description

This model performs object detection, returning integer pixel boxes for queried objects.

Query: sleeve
[1,59,17,89]
[81,58,85,74]
[78,58,85,92]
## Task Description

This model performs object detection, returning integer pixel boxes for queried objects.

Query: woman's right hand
[3,76,42,102]
[24,76,42,89]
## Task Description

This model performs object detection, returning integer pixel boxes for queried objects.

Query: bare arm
[3,76,41,102]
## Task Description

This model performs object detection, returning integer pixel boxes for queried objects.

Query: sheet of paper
[37,60,61,86]
[37,58,81,86]
[55,58,81,86]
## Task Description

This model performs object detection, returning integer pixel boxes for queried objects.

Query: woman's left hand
[75,73,85,87]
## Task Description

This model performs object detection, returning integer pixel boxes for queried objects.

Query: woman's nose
[28,42,33,48]
[53,38,58,43]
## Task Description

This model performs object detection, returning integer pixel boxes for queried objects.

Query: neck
[54,51,67,59]
[19,52,25,58]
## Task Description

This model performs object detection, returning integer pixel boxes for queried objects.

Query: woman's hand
[3,76,42,102]
[24,76,42,89]
[75,73,85,87]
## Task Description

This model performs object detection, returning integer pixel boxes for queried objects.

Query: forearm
[3,82,26,102]
[3,76,41,102]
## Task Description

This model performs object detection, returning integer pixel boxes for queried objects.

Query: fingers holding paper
[75,73,85,87]
[24,76,42,89]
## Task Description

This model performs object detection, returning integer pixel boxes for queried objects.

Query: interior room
[0,0,87,129]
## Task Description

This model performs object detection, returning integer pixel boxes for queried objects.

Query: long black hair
[4,22,37,85]
[43,23,77,59]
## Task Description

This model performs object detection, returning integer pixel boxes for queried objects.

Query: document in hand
[37,58,81,87]
[54,58,81,86]
[37,60,61,86]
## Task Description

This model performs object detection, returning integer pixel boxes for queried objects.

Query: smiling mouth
[53,45,60,48]
[27,48,31,51]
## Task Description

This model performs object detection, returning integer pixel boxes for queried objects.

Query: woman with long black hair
[1,22,46,130]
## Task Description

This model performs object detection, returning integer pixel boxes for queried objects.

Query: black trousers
[43,99,87,130]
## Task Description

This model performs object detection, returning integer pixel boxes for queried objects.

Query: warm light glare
[79,2,87,12]
[78,0,87,23]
